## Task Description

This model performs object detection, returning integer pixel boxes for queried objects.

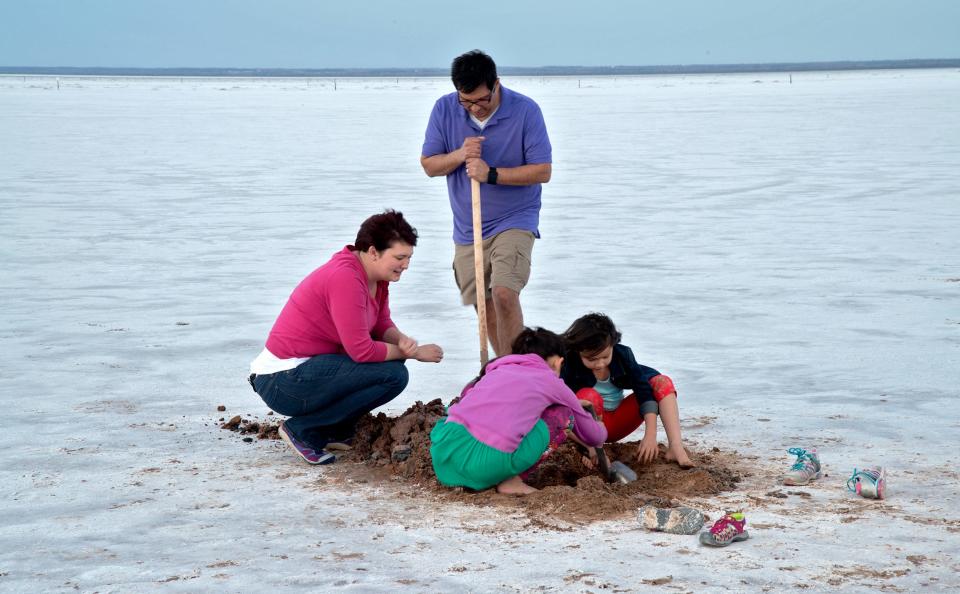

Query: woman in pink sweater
[431,327,607,494]
[249,210,443,465]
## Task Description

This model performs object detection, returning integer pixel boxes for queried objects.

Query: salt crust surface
[1,69,959,592]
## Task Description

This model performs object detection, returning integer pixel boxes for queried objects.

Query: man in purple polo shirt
[420,49,552,356]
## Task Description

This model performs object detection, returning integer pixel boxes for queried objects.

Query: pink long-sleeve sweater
[265,246,395,362]
[447,354,607,452]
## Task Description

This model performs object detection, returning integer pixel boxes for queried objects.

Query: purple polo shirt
[422,85,552,244]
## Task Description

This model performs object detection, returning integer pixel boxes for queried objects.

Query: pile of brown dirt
[343,398,446,482]
[220,400,744,525]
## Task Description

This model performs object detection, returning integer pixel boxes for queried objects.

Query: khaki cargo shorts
[453,229,535,306]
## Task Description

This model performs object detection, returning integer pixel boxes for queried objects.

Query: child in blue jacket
[561,313,694,468]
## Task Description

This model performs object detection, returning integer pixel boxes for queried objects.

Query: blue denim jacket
[560,344,660,409]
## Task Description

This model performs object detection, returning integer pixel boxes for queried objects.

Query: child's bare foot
[496,475,537,495]
[665,445,696,468]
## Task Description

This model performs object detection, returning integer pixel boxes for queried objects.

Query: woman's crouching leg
[285,358,409,443]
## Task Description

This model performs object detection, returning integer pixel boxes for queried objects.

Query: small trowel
[577,402,637,484]
[594,447,637,484]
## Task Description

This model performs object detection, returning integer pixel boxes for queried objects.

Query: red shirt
[265,246,395,362]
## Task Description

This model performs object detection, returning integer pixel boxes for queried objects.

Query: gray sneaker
[640,505,706,535]
[782,447,821,485]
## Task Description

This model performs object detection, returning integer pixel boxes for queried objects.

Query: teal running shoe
[699,512,749,547]
[847,466,886,499]
[782,447,821,485]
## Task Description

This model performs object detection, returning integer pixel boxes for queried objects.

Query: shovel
[593,446,637,483]
[575,402,637,484]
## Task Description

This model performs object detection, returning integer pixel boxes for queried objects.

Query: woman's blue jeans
[252,354,408,445]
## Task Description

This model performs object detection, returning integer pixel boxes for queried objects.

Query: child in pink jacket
[430,327,607,494]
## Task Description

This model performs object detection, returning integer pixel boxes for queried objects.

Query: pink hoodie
[265,246,395,362]
[447,354,607,452]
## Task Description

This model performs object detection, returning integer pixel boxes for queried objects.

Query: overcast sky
[1,0,958,68]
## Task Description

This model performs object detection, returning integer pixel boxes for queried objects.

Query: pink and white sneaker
[700,512,750,547]
[847,467,886,499]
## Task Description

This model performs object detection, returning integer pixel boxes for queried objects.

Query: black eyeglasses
[458,82,498,108]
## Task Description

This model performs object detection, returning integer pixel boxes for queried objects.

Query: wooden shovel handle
[471,179,489,367]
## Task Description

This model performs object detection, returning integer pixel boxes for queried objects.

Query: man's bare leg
[477,298,501,356]
[491,286,523,355]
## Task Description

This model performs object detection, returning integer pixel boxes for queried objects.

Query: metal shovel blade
[610,460,637,483]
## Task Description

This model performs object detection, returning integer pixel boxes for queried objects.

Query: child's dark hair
[563,313,622,357]
[510,327,565,361]
[468,326,564,383]
[451,327,564,405]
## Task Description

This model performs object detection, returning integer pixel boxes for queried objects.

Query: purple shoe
[278,422,335,465]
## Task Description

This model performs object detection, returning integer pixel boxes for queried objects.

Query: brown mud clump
[221,400,743,526]
[220,415,280,440]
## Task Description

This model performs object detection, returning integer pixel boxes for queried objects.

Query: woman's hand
[414,344,443,363]
[398,335,419,358]
[636,434,658,465]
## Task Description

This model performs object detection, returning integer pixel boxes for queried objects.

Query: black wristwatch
[487,167,498,185]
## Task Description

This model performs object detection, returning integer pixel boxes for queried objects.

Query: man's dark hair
[451,50,498,93]
[354,209,418,252]
[563,313,622,357]
[511,327,566,362]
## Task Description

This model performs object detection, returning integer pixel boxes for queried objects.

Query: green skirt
[430,417,549,490]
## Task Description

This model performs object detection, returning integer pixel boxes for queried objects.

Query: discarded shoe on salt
[847,466,886,499]
[639,505,705,535]
[699,512,749,547]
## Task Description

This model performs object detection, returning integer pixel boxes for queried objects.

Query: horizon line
[2,58,959,77]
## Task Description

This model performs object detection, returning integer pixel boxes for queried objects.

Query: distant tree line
[2,59,958,77]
